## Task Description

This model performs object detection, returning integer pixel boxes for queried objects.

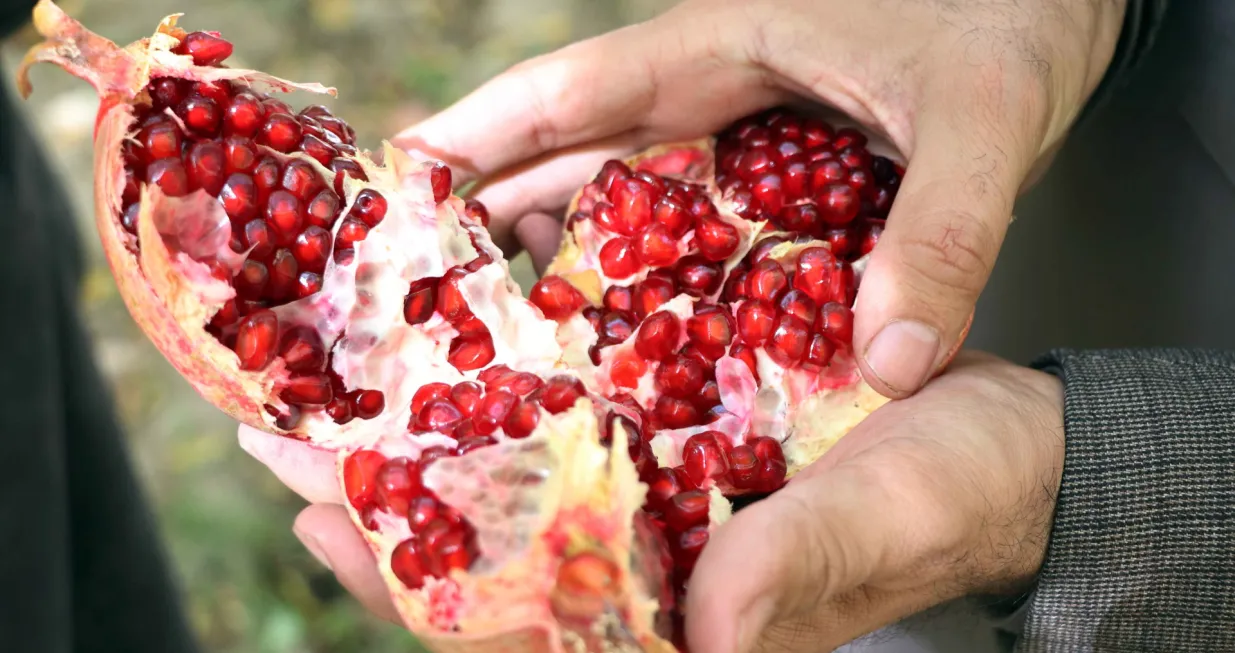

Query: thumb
[854,87,1040,398]
[684,467,901,653]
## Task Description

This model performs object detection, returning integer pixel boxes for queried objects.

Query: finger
[293,503,403,625]
[513,211,567,274]
[685,465,902,653]
[238,425,342,504]
[391,1,782,184]
[853,72,1043,398]
[468,139,636,253]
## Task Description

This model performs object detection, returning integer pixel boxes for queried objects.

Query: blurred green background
[1,1,666,651]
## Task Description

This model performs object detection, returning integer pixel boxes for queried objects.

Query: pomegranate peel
[17,2,970,650]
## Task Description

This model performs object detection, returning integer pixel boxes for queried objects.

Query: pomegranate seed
[336,218,370,248]
[603,285,633,312]
[463,199,489,227]
[635,223,680,267]
[239,217,273,255]
[292,226,331,272]
[503,400,540,438]
[804,334,836,368]
[610,351,648,388]
[728,444,759,489]
[810,160,846,191]
[593,202,622,234]
[329,158,367,194]
[751,173,784,215]
[234,310,278,370]
[751,436,788,491]
[220,173,258,222]
[767,314,810,367]
[180,31,233,66]
[411,382,451,414]
[278,326,326,373]
[435,268,471,323]
[664,490,709,531]
[407,496,441,533]
[416,397,465,433]
[279,160,319,201]
[819,302,854,344]
[279,373,333,406]
[352,390,385,419]
[149,78,187,109]
[391,539,426,589]
[682,432,731,488]
[695,216,739,261]
[653,197,692,237]
[857,218,885,256]
[736,300,776,346]
[746,260,789,302]
[675,256,722,297]
[224,93,263,137]
[177,95,221,135]
[342,450,386,509]
[185,141,225,195]
[624,280,670,321]
[817,183,860,226]
[654,356,707,399]
[146,159,189,197]
[686,306,733,355]
[541,376,586,414]
[646,467,687,512]
[352,189,388,227]
[599,237,639,279]
[234,259,269,298]
[119,203,138,234]
[448,331,495,371]
[299,134,336,166]
[674,526,710,571]
[222,136,257,174]
[139,119,182,161]
[472,389,517,435]
[611,178,655,234]
[635,311,681,362]
[749,236,788,263]
[264,190,303,244]
[295,272,323,298]
[259,114,302,153]
[456,435,497,454]
[783,160,810,200]
[374,457,421,515]
[777,204,818,232]
[793,247,840,305]
[529,275,588,320]
[729,343,760,382]
[403,278,438,325]
[449,382,483,416]
[420,519,476,577]
[654,396,700,429]
[595,159,631,194]
[430,163,452,203]
[777,289,818,325]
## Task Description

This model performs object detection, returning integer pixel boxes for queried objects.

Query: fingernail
[863,319,940,394]
[294,527,333,571]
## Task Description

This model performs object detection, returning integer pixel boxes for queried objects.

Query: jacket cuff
[1016,349,1235,651]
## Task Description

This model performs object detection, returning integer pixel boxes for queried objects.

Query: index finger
[392,2,781,184]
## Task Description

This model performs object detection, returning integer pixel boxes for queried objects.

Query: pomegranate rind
[344,402,677,653]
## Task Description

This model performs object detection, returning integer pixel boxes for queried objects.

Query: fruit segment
[17,2,928,651]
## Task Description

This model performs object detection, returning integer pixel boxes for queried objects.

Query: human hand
[684,351,1065,652]
[392,0,1126,398]
[239,351,1064,645]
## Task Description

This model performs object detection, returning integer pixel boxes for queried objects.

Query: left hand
[237,350,1066,645]
[686,351,1065,652]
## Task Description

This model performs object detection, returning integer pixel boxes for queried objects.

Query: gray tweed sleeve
[1015,349,1235,652]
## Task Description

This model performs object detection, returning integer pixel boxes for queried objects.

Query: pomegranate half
[16,1,953,650]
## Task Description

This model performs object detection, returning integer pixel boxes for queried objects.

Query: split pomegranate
[17,2,961,651]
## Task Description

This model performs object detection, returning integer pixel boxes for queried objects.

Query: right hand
[392,0,1126,399]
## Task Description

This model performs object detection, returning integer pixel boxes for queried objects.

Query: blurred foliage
[1,0,667,651]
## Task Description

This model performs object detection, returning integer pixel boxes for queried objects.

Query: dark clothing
[974,0,1235,650]
[1022,350,1235,651]
[0,6,201,650]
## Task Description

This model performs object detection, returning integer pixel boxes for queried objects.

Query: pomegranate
[17,2,962,650]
